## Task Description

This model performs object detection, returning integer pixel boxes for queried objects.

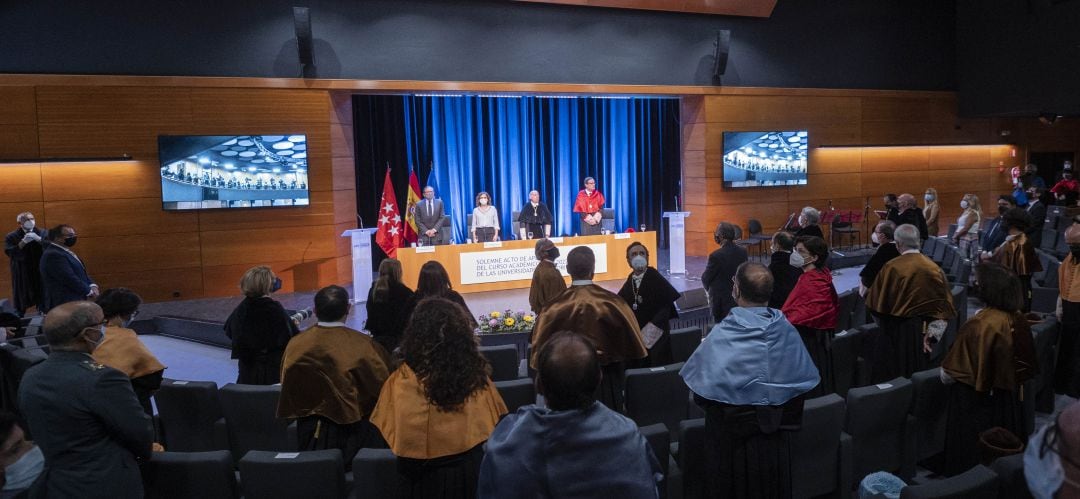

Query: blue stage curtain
[354,95,680,246]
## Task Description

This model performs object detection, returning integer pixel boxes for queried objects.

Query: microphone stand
[862,197,871,249]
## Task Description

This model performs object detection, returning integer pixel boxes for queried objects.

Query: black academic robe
[794,225,824,239]
[702,243,749,322]
[617,267,681,367]
[767,251,802,310]
[859,242,901,288]
[224,296,299,385]
[365,280,415,354]
[889,208,929,240]
[4,227,48,314]
[516,202,554,238]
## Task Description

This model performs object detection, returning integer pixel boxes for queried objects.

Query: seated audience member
[889,193,929,240]
[224,266,298,385]
[941,263,1036,476]
[402,261,475,329]
[702,222,748,322]
[370,298,507,499]
[1055,224,1080,397]
[980,195,1017,253]
[923,188,940,237]
[278,285,391,463]
[92,288,166,417]
[528,239,566,316]
[364,258,414,354]
[781,236,839,397]
[984,208,1041,312]
[618,242,681,367]
[0,411,43,498]
[794,206,824,239]
[39,224,98,313]
[18,301,154,499]
[478,332,663,499]
[531,246,646,411]
[767,231,801,309]
[859,221,900,295]
[1024,400,1080,498]
[866,224,955,381]
[681,262,820,498]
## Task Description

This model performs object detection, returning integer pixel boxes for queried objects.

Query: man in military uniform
[18,301,154,498]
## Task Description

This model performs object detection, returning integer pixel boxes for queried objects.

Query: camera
[290,308,314,325]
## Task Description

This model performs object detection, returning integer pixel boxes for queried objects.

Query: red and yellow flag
[403,166,421,244]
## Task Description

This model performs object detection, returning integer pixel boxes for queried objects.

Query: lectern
[662,211,691,274]
[341,228,379,303]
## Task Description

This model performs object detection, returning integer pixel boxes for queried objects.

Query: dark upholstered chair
[494,378,535,413]
[239,449,345,499]
[479,344,520,381]
[844,377,916,485]
[144,450,238,499]
[155,379,228,452]
[790,393,852,499]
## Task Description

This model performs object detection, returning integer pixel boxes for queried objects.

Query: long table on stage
[396,232,658,293]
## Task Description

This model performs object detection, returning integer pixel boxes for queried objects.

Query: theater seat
[989,453,1033,499]
[638,423,670,498]
[1031,259,1060,314]
[239,449,345,499]
[1031,317,1060,414]
[218,384,297,463]
[898,464,998,499]
[478,345,520,381]
[601,208,615,233]
[352,448,398,499]
[624,363,689,441]
[154,379,228,452]
[844,377,916,486]
[831,325,874,397]
[790,393,852,499]
[494,378,535,412]
[909,368,948,466]
[668,327,701,364]
[144,450,238,499]
[677,418,706,499]
[836,290,856,334]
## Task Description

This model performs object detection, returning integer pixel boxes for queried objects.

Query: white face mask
[871,232,881,245]
[925,195,934,202]
[789,251,806,268]
[960,200,970,209]
[1024,422,1077,499]
[2,445,43,492]
[630,255,647,271]
[84,325,106,351]
[21,220,34,231]
[479,198,488,206]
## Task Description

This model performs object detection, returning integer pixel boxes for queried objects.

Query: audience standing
[980,195,1017,253]
[278,285,390,463]
[223,266,298,385]
[1025,187,1048,248]
[889,193,929,240]
[865,224,955,381]
[39,224,98,313]
[793,206,824,239]
[402,261,475,329]
[530,246,646,411]
[92,288,165,417]
[701,222,748,323]
[883,193,900,221]
[370,298,506,499]
[18,301,153,499]
[1051,166,1080,205]
[985,208,1041,312]
[478,332,662,499]
[364,258,414,354]
[860,221,901,296]
[527,239,566,316]
[617,242,681,367]
[681,262,820,498]
[923,188,940,237]
[767,231,801,309]
[781,236,839,397]
[1055,224,1080,397]
[953,193,982,260]
[941,263,1036,476]
[3,212,47,315]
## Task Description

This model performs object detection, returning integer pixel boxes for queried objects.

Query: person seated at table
[402,261,476,330]
[517,190,553,239]
[470,191,500,243]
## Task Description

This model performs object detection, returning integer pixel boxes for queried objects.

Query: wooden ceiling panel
[511,0,777,17]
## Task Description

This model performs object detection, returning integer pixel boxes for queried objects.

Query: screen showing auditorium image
[158,135,310,210]
[721,130,808,188]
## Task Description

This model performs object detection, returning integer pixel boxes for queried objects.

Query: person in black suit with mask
[39,224,98,313]
[701,222,748,322]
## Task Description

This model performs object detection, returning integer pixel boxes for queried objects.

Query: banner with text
[459,243,608,284]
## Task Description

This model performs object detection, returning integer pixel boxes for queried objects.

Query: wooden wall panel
[0,87,37,125]
[77,232,202,273]
[94,267,204,303]
[40,161,162,201]
[189,89,330,126]
[860,147,930,172]
[199,225,338,267]
[200,257,339,298]
[0,126,40,159]
[0,164,44,202]
[44,198,200,236]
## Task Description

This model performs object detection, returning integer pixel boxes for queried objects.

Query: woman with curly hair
[370,297,507,498]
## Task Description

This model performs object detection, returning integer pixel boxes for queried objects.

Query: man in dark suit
[767,231,802,309]
[39,224,98,313]
[701,222,748,322]
[1026,188,1048,248]
[980,195,1018,252]
[414,185,446,245]
[18,300,154,498]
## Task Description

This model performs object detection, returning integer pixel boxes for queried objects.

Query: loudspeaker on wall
[713,30,731,80]
[293,6,315,75]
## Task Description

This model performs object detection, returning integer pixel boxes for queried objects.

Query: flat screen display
[158,134,310,210]
[721,130,808,188]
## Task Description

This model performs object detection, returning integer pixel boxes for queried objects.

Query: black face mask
[998,206,1008,215]
[270,277,282,293]
[548,247,560,260]
[1071,245,1080,261]
[63,236,77,247]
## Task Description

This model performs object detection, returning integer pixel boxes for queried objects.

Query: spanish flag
[403,165,421,244]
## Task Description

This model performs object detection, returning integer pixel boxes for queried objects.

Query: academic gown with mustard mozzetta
[617,266,681,367]
[92,326,167,416]
[528,259,566,316]
[991,233,1042,311]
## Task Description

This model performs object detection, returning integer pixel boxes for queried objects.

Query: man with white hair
[516,190,553,239]
[888,193,929,240]
[865,224,955,381]
[794,206,824,239]
[4,211,48,315]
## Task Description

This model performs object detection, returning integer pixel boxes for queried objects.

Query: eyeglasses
[1037,414,1080,470]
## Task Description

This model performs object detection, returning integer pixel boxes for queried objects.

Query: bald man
[1055,224,1080,396]
[888,193,929,240]
[18,301,154,498]
[479,332,662,498]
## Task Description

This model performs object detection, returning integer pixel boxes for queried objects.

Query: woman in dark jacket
[365,258,414,354]
[224,266,298,385]
[402,261,477,330]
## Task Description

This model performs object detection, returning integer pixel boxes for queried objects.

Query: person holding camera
[224,266,299,385]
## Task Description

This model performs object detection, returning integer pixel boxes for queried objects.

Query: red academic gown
[782,268,839,397]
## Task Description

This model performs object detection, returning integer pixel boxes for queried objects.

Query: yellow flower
[504,318,515,327]
[523,314,535,323]
[491,311,502,319]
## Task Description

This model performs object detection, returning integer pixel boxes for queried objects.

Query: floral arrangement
[477,309,535,334]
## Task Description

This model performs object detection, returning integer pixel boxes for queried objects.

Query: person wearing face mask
[91,288,165,417]
[702,222,749,323]
[781,236,839,397]
[940,262,1037,476]
[859,221,900,296]
[224,265,299,385]
[1051,166,1080,203]
[4,212,48,316]
[572,177,605,236]
[1025,400,1080,499]
[18,301,154,499]
[984,208,1041,312]
[923,188,940,237]
[954,194,982,259]
[38,224,98,314]
[1054,224,1080,397]
[980,195,1017,253]
[793,206,824,239]
[528,239,566,316]
[470,191,501,243]
[617,242,681,367]
[1024,163,1047,190]
[1025,187,1048,248]
[767,231,801,309]
[0,411,43,498]
[889,193,929,240]
[865,224,956,382]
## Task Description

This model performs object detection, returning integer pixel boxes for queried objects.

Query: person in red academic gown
[782,236,839,397]
[572,177,606,236]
